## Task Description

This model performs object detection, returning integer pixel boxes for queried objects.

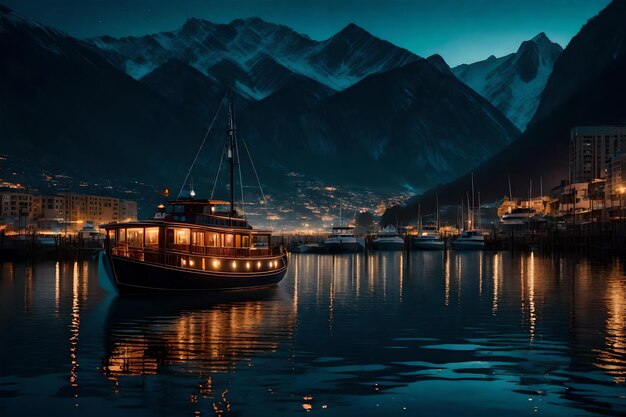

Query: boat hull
[372,241,405,251]
[102,251,288,294]
[451,240,485,250]
[324,241,364,253]
[411,239,445,250]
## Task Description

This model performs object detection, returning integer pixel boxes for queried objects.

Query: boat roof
[99,219,273,234]
[168,199,230,205]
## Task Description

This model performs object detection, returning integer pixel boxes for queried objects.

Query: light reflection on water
[0,252,625,416]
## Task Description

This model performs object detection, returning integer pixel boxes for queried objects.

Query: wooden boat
[100,94,288,293]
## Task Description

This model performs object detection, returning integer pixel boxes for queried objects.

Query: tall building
[569,126,626,183]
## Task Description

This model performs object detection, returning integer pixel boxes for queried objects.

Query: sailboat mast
[471,172,475,228]
[436,193,440,229]
[227,93,236,218]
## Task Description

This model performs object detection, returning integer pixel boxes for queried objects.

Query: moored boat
[372,225,404,250]
[451,230,485,250]
[412,225,444,250]
[323,226,365,253]
[100,93,288,293]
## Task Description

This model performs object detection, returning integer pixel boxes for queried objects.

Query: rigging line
[234,131,245,218]
[177,92,228,199]
[242,137,266,200]
[241,137,272,230]
[210,140,228,200]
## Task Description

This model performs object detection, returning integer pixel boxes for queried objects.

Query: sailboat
[412,197,445,250]
[100,93,289,293]
[452,174,485,250]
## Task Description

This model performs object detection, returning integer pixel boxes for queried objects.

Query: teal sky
[3,0,612,66]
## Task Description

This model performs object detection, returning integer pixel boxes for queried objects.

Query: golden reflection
[70,261,80,403]
[594,275,626,383]
[479,253,483,298]
[492,253,500,315]
[55,261,60,315]
[24,264,33,313]
[102,290,296,382]
[527,253,536,342]
[444,251,450,306]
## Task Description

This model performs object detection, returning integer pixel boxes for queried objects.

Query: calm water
[1,252,625,416]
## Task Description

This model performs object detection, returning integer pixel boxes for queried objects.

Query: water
[1,252,625,416]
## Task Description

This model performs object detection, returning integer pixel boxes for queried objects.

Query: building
[569,126,626,183]
[0,190,138,234]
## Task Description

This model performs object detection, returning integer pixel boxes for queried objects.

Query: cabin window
[175,228,190,245]
[253,235,269,247]
[145,227,159,247]
[127,228,144,248]
[242,235,250,248]
[108,229,117,244]
[224,234,234,247]
[206,232,220,246]
[119,228,126,244]
[191,231,204,246]
[235,234,241,248]
[173,205,185,213]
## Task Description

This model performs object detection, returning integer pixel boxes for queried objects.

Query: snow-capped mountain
[452,33,563,130]
[87,17,419,98]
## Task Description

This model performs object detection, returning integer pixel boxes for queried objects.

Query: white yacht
[452,230,485,250]
[412,224,444,250]
[323,226,365,253]
[372,225,405,250]
[501,207,537,225]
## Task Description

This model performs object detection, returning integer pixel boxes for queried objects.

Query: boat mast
[471,172,475,229]
[227,92,236,218]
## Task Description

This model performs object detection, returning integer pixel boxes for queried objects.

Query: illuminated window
[224,234,234,247]
[127,228,144,247]
[174,228,190,245]
[145,227,159,247]
[192,231,204,246]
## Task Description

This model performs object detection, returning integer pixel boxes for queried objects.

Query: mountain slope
[240,59,520,192]
[0,7,205,185]
[383,0,626,224]
[452,33,562,130]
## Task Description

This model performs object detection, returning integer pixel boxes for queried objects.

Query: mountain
[383,0,626,225]
[1,6,521,212]
[86,18,420,96]
[0,6,205,186]
[240,59,520,192]
[452,33,563,130]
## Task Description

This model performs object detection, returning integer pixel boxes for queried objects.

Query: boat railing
[112,242,283,259]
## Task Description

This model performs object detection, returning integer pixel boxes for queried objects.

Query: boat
[323,226,365,253]
[501,207,537,225]
[372,225,404,250]
[100,93,289,294]
[412,197,444,250]
[451,229,485,250]
[412,224,444,250]
[452,173,485,250]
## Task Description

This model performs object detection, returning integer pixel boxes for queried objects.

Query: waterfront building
[569,126,626,183]
[0,189,138,234]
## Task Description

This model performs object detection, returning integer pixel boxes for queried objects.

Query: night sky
[3,0,611,66]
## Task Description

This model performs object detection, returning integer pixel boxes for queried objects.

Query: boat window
[224,234,234,247]
[145,227,159,247]
[206,232,220,247]
[191,230,204,246]
[108,229,117,244]
[173,205,185,213]
[235,234,241,247]
[242,235,250,248]
[119,228,126,244]
[253,235,269,247]
[127,228,144,248]
[175,228,190,245]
